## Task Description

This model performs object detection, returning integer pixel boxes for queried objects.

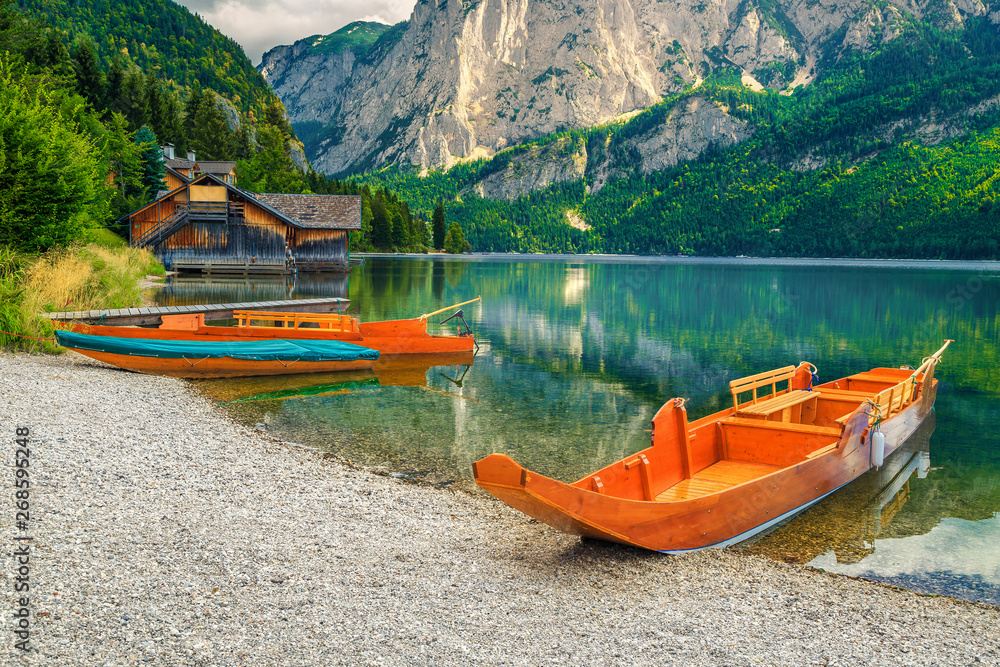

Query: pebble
[2,351,999,665]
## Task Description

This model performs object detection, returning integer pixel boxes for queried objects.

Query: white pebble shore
[1,351,998,666]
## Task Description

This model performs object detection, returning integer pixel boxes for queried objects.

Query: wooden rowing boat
[473,341,953,553]
[55,330,379,379]
[68,298,481,355]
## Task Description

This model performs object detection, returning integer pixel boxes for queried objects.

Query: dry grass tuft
[1,243,163,353]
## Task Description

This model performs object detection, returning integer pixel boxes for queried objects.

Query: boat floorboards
[656,460,781,502]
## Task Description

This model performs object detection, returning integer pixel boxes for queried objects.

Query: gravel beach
[2,351,998,666]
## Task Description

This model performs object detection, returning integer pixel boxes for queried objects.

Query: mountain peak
[261,0,992,177]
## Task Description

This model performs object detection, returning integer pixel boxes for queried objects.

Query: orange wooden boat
[55,330,379,379]
[69,298,480,355]
[474,341,953,553]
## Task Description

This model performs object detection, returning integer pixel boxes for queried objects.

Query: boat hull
[67,348,375,379]
[72,320,475,355]
[474,379,937,552]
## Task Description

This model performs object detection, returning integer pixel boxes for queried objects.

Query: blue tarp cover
[55,330,379,362]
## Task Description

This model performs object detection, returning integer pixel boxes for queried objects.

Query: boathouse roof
[252,194,361,230]
[124,173,360,231]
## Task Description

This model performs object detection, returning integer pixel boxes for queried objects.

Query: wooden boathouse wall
[128,175,358,274]
[290,229,349,271]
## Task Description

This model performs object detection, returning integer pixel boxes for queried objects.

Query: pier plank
[43,298,349,325]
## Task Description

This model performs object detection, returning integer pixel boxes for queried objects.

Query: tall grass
[0,243,164,353]
[82,227,129,248]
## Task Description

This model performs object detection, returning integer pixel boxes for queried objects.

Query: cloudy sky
[174,0,415,64]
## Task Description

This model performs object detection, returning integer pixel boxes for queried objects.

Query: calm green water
[156,257,1000,605]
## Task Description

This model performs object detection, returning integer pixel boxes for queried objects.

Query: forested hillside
[17,0,279,117]
[0,0,430,257]
[356,18,1000,259]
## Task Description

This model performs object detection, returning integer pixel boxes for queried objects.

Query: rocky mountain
[260,0,991,179]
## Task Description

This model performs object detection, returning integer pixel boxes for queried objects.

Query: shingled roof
[164,158,195,170]
[252,194,361,230]
[195,161,237,174]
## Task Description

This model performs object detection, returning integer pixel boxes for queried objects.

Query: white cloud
[174,0,414,64]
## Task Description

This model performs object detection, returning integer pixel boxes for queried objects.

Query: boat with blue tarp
[54,330,379,378]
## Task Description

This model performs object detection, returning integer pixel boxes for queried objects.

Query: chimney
[161,143,174,160]
[187,150,196,162]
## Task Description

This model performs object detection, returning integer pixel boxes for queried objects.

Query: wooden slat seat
[816,388,873,400]
[729,365,796,410]
[723,417,842,437]
[847,372,907,385]
[737,389,816,418]
[656,460,781,502]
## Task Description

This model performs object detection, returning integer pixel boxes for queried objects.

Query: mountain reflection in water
[159,257,1000,605]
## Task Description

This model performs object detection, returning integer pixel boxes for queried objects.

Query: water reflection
[174,257,1000,604]
[153,272,349,307]
[195,352,477,403]
[740,412,1000,605]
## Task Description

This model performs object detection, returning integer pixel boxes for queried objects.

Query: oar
[419,296,482,321]
[908,339,954,379]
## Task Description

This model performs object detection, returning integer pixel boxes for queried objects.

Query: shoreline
[3,351,998,665]
[354,252,1000,271]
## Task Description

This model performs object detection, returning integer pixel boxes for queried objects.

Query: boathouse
[128,173,360,273]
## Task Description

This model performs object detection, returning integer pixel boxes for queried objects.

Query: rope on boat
[799,361,819,390]
[0,329,56,341]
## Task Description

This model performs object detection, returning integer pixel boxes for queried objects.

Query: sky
[174,0,415,64]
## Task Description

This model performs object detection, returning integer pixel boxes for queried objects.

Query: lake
[155,255,1000,605]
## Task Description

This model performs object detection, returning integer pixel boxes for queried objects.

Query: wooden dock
[42,298,350,326]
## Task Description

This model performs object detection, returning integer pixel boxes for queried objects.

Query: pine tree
[432,201,446,250]
[135,125,166,193]
[263,101,293,140]
[183,85,204,150]
[390,210,409,248]
[105,56,124,116]
[188,91,236,160]
[119,66,149,131]
[0,58,99,250]
[161,91,184,151]
[351,199,374,252]
[101,113,146,217]
[235,125,304,193]
[71,37,105,110]
[146,73,167,142]
[371,195,391,249]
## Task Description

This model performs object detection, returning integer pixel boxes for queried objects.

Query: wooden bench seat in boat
[656,460,781,502]
[736,389,818,422]
[847,372,910,385]
[729,364,820,424]
[815,387,874,400]
[722,417,842,437]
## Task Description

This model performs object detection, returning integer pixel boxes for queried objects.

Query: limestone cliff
[260,0,990,179]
